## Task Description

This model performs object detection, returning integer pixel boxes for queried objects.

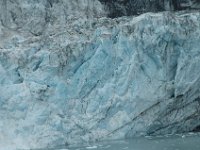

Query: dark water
[38,134,200,150]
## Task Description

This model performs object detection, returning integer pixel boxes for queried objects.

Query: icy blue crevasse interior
[0,0,200,149]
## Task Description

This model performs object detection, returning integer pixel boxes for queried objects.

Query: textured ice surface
[0,1,200,150]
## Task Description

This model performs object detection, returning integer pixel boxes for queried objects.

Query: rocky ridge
[100,0,200,18]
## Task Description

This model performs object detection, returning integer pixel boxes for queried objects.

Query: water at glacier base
[36,134,200,150]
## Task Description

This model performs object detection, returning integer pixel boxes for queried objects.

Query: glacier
[0,0,200,150]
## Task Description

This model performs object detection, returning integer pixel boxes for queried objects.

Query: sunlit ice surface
[31,133,200,150]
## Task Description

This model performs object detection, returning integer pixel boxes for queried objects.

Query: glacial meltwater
[36,134,200,150]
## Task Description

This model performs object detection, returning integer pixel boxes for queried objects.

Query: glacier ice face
[0,0,105,34]
[0,1,200,149]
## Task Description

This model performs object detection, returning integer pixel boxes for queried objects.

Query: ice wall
[0,1,200,150]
